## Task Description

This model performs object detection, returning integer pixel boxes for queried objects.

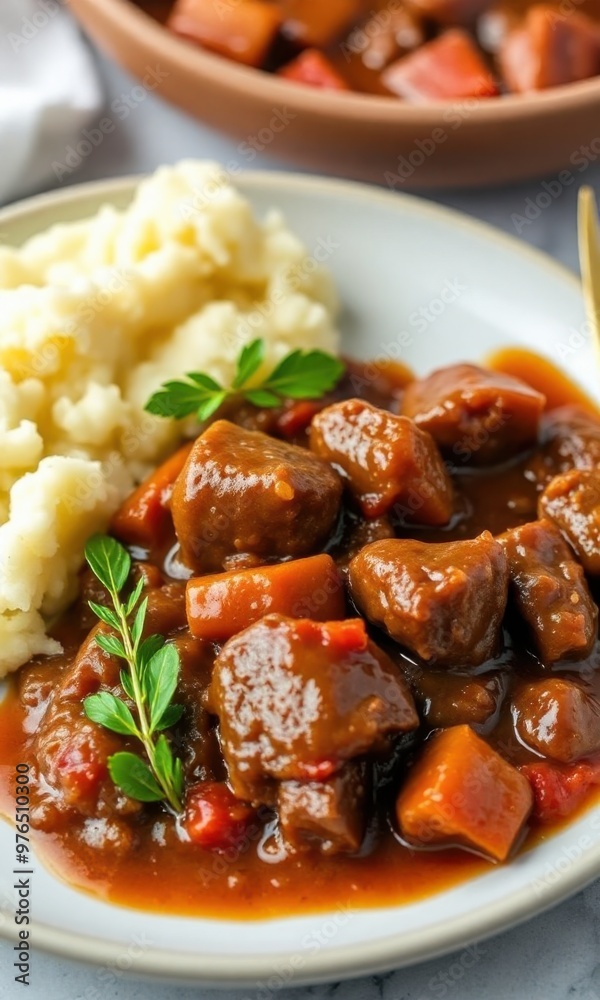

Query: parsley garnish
[82,534,184,813]
[144,338,345,423]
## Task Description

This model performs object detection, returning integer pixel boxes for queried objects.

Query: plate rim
[0,169,598,986]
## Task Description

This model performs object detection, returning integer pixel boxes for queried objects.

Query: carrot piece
[521,759,600,823]
[383,29,499,100]
[279,50,350,91]
[396,725,533,862]
[186,553,345,641]
[168,0,282,67]
[111,442,193,548]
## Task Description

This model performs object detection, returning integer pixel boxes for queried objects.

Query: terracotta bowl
[70,0,600,189]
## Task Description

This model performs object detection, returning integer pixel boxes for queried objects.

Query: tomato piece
[520,759,600,823]
[111,442,192,548]
[183,782,255,851]
[279,50,350,91]
[295,759,338,781]
[383,29,499,100]
[56,741,107,805]
[276,401,323,439]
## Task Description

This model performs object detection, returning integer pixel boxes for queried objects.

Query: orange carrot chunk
[168,0,282,68]
[383,30,499,100]
[279,49,350,90]
[396,725,533,862]
[186,553,345,641]
[111,442,193,548]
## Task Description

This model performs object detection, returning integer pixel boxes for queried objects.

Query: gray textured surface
[2,28,600,1000]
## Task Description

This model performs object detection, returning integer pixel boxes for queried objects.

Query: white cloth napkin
[0,0,103,204]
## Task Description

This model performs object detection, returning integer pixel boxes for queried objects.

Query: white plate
[1,172,599,988]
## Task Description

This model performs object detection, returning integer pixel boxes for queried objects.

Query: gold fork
[578,186,600,372]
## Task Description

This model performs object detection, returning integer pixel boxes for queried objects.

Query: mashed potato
[0,161,340,675]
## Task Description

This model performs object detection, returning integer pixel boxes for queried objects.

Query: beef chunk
[309,398,453,523]
[513,679,600,763]
[499,6,600,93]
[349,532,508,666]
[538,468,600,575]
[499,519,597,662]
[396,725,533,862]
[407,665,506,729]
[171,420,342,573]
[527,406,600,485]
[206,614,418,804]
[278,762,368,855]
[402,364,545,465]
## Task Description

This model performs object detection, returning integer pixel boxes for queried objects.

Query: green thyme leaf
[88,602,120,630]
[85,534,131,594]
[108,752,164,802]
[84,692,138,737]
[95,632,126,660]
[125,577,145,616]
[154,703,184,732]
[145,644,180,734]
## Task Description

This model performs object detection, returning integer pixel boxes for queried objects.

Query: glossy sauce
[1,347,599,920]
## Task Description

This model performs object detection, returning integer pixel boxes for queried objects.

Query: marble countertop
[2,31,600,1000]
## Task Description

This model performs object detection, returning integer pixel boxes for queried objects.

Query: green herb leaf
[138,634,166,674]
[131,596,148,648]
[263,349,345,400]
[85,535,131,594]
[125,577,145,616]
[154,703,184,732]
[153,733,174,788]
[88,602,120,630]
[172,756,185,800]
[232,338,264,389]
[108,752,164,802]
[95,632,126,660]
[84,692,139,737]
[120,669,135,701]
[145,644,180,733]
[196,391,228,422]
[244,389,281,408]
[144,338,344,424]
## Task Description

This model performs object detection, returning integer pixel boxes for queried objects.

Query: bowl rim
[1,168,599,987]
[71,0,600,122]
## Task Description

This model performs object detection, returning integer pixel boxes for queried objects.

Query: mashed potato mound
[0,161,339,675]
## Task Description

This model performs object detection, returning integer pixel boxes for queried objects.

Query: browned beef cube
[171,420,342,574]
[278,762,368,855]
[499,519,597,663]
[513,679,600,763]
[539,469,600,575]
[407,665,506,728]
[500,6,600,93]
[349,532,509,666]
[526,405,600,485]
[402,364,545,465]
[309,398,453,523]
[206,614,418,804]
